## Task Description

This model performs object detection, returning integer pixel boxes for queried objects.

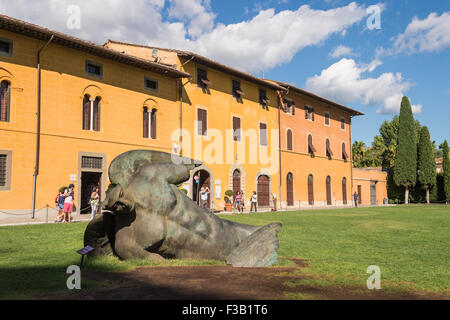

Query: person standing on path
[90,187,100,220]
[200,186,210,209]
[63,184,75,223]
[250,191,257,213]
[272,192,277,212]
[354,192,359,208]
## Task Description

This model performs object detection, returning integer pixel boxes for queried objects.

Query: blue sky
[1,0,448,146]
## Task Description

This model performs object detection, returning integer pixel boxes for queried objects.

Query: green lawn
[0,205,449,299]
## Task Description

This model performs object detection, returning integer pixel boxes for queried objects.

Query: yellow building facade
[0,15,386,215]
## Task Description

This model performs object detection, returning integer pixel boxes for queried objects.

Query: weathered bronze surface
[84,150,282,267]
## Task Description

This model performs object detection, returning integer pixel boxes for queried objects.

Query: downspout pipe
[178,56,194,157]
[32,35,54,219]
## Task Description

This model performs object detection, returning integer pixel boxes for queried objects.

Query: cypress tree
[393,96,417,204]
[417,126,436,204]
[442,140,450,202]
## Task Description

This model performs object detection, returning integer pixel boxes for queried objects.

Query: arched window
[144,108,157,139]
[0,80,11,122]
[326,176,332,205]
[82,95,101,131]
[326,138,333,159]
[286,129,293,151]
[308,134,316,156]
[342,142,348,161]
[342,177,347,205]
[286,172,294,206]
[308,174,314,205]
[324,112,330,126]
[340,117,345,130]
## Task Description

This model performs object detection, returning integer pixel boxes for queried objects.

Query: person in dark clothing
[354,192,359,208]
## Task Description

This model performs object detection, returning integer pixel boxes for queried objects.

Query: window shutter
[0,81,10,122]
[93,97,100,131]
[260,123,267,146]
[287,130,293,151]
[82,95,90,130]
[143,108,149,138]
[292,104,295,115]
[151,110,157,139]
[312,108,315,121]
[233,117,241,141]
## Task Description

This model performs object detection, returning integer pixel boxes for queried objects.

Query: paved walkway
[0,204,394,227]
[0,206,91,227]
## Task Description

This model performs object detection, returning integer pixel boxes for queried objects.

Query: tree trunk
[426,189,430,205]
[405,187,409,204]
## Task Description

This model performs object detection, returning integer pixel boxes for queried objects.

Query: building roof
[0,15,190,79]
[270,80,364,116]
[105,40,287,92]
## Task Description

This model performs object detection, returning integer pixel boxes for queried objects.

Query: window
[145,77,158,91]
[342,142,349,161]
[81,156,103,169]
[143,108,157,139]
[284,99,295,115]
[82,95,101,131]
[308,134,316,156]
[305,106,314,121]
[259,89,269,107]
[0,154,7,187]
[286,129,293,151]
[324,112,330,126]
[0,80,11,122]
[342,178,347,205]
[197,68,211,89]
[259,123,267,146]
[86,60,102,79]
[0,38,13,57]
[340,117,346,130]
[0,151,12,191]
[197,108,207,136]
[232,80,243,99]
[232,116,241,142]
[326,138,333,159]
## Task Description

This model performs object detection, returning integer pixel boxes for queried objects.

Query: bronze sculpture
[84,150,282,267]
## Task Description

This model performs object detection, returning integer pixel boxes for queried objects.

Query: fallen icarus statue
[84,150,282,267]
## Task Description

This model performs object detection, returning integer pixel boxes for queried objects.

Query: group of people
[54,184,100,223]
[54,184,75,223]
[236,191,277,213]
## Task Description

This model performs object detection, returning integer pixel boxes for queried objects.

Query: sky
[0,0,448,146]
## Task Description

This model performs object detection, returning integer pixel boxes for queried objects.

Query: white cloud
[329,45,353,58]
[0,0,370,73]
[305,58,422,114]
[379,11,450,56]
[168,0,216,38]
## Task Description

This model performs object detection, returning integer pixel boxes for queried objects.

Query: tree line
[352,96,450,204]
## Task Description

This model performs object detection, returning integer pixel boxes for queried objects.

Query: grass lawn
[0,205,449,299]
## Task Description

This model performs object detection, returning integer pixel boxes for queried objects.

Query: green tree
[352,141,367,168]
[441,140,450,201]
[393,96,418,204]
[417,126,436,204]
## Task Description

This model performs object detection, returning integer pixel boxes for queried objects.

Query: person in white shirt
[200,186,210,209]
[250,191,257,213]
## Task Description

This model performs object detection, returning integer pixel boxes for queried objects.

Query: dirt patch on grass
[36,258,448,300]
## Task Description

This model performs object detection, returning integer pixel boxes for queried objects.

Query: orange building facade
[0,15,387,215]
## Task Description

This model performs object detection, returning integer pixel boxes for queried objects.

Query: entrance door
[232,169,241,202]
[257,175,270,206]
[308,174,314,205]
[326,176,332,205]
[192,169,211,208]
[370,181,377,205]
[286,173,294,206]
[342,178,347,205]
[81,172,102,215]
